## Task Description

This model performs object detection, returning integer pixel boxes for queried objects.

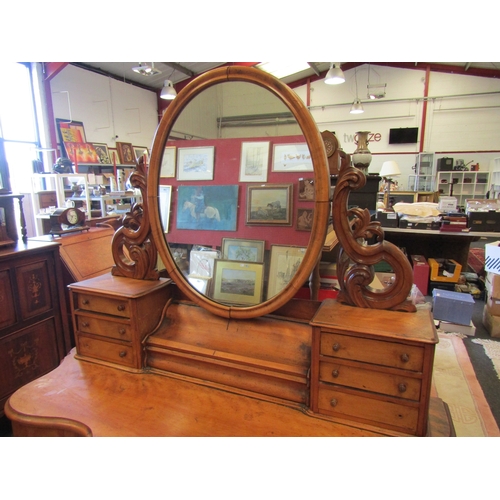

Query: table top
[383,227,500,238]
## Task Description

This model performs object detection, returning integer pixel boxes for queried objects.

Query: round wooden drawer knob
[398,383,407,393]
[332,343,340,352]
[401,353,409,363]
[332,369,339,378]
[81,321,89,328]
[117,305,126,312]
[119,351,127,357]
[82,299,89,305]
[118,328,126,335]
[330,398,338,407]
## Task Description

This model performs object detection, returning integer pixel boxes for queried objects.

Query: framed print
[177,146,215,181]
[298,178,315,201]
[56,119,87,158]
[159,185,172,233]
[296,208,314,231]
[108,148,119,165]
[133,146,149,162]
[116,142,136,165]
[188,276,211,295]
[222,238,265,263]
[64,142,100,164]
[267,245,307,299]
[160,147,176,178]
[239,141,269,182]
[212,260,264,305]
[246,184,292,226]
[92,143,112,164]
[189,250,219,278]
[272,143,313,172]
[176,185,238,231]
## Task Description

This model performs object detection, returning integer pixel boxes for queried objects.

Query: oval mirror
[148,66,330,319]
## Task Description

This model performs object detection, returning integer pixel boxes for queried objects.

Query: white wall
[50,64,159,152]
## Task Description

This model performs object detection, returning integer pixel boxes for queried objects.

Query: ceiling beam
[161,62,194,78]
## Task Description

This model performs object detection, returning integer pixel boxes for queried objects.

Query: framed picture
[212,260,264,305]
[133,146,149,162]
[189,249,219,278]
[177,146,214,181]
[56,119,87,158]
[116,142,136,165]
[296,208,314,231]
[267,245,307,299]
[246,184,292,226]
[272,143,313,172]
[159,185,172,233]
[64,142,100,164]
[239,141,269,182]
[298,178,315,201]
[92,143,112,164]
[221,238,265,263]
[160,147,176,178]
[176,185,238,231]
[108,148,119,165]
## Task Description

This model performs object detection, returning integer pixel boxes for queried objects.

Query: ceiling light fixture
[350,67,364,114]
[160,80,177,100]
[324,63,345,85]
[367,64,386,99]
[132,62,162,76]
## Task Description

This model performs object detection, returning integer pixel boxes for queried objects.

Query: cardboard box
[485,271,500,298]
[437,320,476,336]
[485,241,500,274]
[482,304,500,338]
[432,289,474,326]
[486,295,500,316]
[411,255,429,296]
[376,211,399,228]
[438,196,457,212]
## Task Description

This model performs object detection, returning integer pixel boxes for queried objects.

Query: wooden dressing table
[4,66,453,437]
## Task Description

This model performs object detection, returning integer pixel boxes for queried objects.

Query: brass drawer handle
[82,299,89,305]
[398,383,407,393]
[400,353,409,363]
[118,328,126,335]
[119,350,127,357]
[332,343,340,352]
[117,305,126,312]
[81,321,89,328]
[330,398,338,407]
[331,369,339,378]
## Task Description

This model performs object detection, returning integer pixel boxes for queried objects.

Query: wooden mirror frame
[147,66,330,319]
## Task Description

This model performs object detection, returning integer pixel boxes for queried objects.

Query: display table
[382,228,498,269]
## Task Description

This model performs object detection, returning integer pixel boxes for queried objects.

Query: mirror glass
[149,68,329,318]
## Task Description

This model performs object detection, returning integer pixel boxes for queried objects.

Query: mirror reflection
[157,81,317,307]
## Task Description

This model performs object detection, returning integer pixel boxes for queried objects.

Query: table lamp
[379,161,401,209]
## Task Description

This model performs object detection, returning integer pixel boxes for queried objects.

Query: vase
[352,131,372,170]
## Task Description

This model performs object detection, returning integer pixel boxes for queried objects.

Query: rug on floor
[471,338,500,379]
[432,332,500,437]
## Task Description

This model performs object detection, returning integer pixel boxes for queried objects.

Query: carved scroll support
[333,153,415,312]
[111,158,159,281]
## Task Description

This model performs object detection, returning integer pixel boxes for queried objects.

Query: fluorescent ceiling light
[367,83,386,99]
[132,62,162,76]
[256,62,310,79]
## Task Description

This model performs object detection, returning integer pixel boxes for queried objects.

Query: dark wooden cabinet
[0,240,71,417]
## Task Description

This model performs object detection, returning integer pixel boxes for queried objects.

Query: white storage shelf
[408,153,436,192]
[436,171,490,208]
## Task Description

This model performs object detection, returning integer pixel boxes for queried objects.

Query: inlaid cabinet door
[15,259,53,320]
[0,269,16,330]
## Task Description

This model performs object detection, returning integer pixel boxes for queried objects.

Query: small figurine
[53,157,73,174]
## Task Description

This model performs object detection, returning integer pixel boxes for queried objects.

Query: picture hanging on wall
[239,141,270,182]
[267,245,307,299]
[296,208,314,231]
[116,142,136,165]
[160,147,176,178]
[221,238,265,263]
[92,143,112,164]
[272,143,313,172]
[133,146,149,163]
[176,184,238,231]
[246,184,293,226]
[177,146,215,181]
[298,178,315,201]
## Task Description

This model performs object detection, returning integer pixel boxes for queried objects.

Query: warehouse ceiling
[72,62,500,93]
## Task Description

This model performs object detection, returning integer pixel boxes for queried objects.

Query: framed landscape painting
[221,238,265,263]
[212,260,264,305]
[246,184,292,226]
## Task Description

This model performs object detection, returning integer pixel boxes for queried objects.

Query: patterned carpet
[433,332,500,436]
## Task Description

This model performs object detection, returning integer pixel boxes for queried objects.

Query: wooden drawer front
[0,269,16,330]
[318,384,419,433]
[0,318,60,399]
[76,314,132,341]
[77,334,135,368]
[320,333,424,371]
[319,360,421,401]
[16,259,53,320]
[77,293,130,318]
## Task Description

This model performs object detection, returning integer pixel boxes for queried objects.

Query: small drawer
[77,334,135,368]
[317,384,419,434]
[76,293,130,318]
[320,333,424,371]
[76,314,132,341]
[319,360,421,401]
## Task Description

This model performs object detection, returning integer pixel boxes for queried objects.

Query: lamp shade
[325,64,345,85]
[379,161,401,178]
[350,98,364,114]
[160,80,177,100]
